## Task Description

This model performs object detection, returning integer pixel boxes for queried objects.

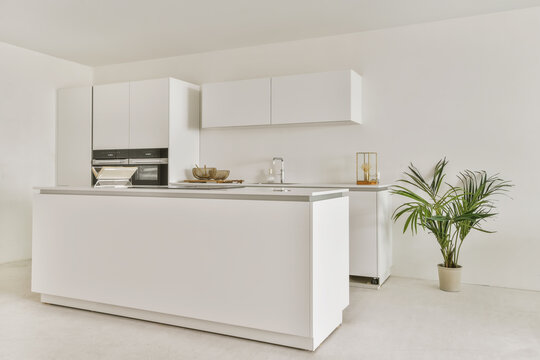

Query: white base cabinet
[349,191,392,284]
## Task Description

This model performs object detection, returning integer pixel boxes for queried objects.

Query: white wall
[0,42,92,264]
[93,7,540,291]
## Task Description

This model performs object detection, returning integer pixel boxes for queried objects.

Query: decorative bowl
[212,170,230,180]
[192,167,216,180]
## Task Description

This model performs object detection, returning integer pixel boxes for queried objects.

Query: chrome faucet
[273,157,285,184]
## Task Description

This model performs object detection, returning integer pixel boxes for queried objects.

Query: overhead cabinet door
[93,82,130,150]
[271,70,361,125]
[129,78,170,149]
[202,78,271,128]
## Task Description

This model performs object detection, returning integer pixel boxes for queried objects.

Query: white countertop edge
[226,183,391,191]
[34,186,349,202]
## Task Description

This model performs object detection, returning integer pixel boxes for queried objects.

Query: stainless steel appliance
[92,148,168,186]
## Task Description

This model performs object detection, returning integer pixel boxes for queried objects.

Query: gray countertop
[36,186,349,202]
[167,182,391,192]
[242,183,391,191]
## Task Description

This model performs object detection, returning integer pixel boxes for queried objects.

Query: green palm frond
[391,159,512,268]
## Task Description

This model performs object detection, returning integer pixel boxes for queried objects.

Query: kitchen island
[31,186,349,351]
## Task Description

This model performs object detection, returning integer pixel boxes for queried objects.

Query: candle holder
[356,152,378,185]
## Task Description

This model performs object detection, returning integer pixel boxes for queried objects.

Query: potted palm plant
[392,159,511,291]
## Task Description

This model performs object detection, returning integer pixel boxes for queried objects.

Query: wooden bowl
[212,170,230,180]
[192,167,216,180]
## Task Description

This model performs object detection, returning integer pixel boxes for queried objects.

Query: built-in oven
[92,148,168,186]
[128,148,168,186]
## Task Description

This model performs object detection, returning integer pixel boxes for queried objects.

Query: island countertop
[35,185,348,202]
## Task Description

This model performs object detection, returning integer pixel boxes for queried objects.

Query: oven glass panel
[134,165,159,181]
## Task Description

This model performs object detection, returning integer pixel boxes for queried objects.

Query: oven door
[91,159,131,186]
[131,164,167,186]
[91,164,167,186]
[128,158,168,186]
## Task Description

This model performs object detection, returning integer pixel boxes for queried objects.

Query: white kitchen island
[31,186,349,351]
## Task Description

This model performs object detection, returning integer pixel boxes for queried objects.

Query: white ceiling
[1,0,540,66]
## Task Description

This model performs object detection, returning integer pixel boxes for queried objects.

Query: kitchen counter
[32,185,349,350]
[244,183,391,191]
[165,182,391,192]
[37,185,348,202]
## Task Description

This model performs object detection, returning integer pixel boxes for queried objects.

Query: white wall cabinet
[202,78,271,128]
[56,87,92,186]
[129,78,170,149]
[92,82,130,150]
[272,70,361,125]
[201,70,361,128]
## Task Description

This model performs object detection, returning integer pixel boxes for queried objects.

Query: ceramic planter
[437,264,462,292]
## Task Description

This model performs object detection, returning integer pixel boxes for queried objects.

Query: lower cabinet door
[349,192,378,277]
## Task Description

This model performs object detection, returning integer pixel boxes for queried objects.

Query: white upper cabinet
[129,78,170,149]
[93,78,185,150]
[271,70,361,125]
[93,82,130,150]
[201,70,361,128]
[202,78,271,128]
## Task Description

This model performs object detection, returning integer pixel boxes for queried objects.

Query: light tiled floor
[1,260,539,360]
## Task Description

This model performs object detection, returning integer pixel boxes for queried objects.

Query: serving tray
[183,179,244,184]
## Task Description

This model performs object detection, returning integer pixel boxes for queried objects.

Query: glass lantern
[356,152,378,185]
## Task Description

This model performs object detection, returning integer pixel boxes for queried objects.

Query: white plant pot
[437,264,462,292]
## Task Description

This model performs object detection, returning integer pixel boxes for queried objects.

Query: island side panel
[32,193,311,337]
[311,196,349,349]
